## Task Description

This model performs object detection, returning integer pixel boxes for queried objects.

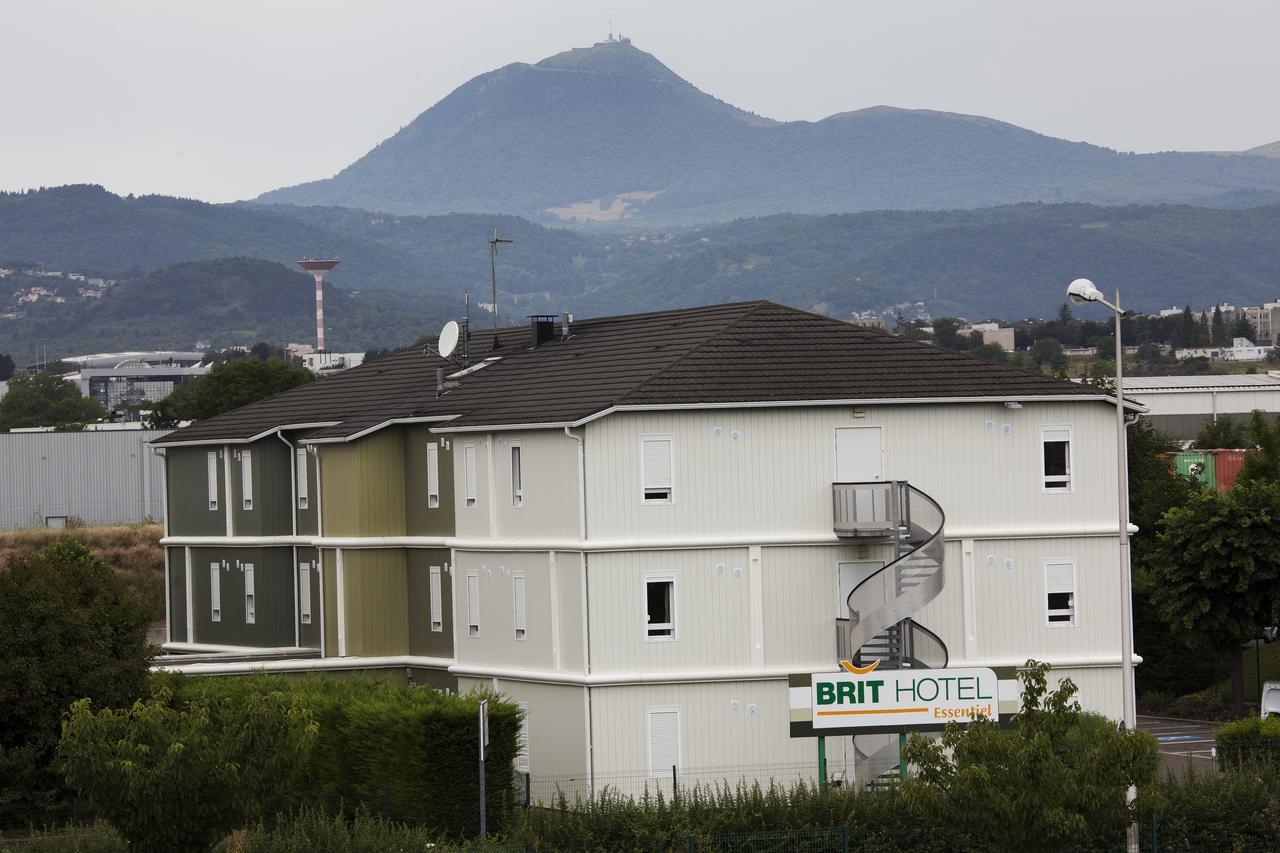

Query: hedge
[154,673,522,838]
[1215,715,1280,768]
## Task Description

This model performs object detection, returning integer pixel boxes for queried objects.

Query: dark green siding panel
[167,547,187,643]
[231,438,292,537]
[322,550,338,657]
[405,430,456,536]
[295,443,319,536]
[297,546,321,648]
[190,547,295,648]
[407,548,454,658]
[165,447,225,536]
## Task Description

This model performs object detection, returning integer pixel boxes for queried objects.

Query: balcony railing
[832,481,904,537]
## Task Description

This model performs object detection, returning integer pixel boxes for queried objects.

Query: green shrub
[159,674,522,838]
[233,806,447,853]
[4,822,126,853]
[1143,766,1280,850]
[1215,715,1280,767]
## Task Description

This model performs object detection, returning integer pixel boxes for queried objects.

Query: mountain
[0,258,447,363]
[1247,141,1280,158]
[256,39,1280,224]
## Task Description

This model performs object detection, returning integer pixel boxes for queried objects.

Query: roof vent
[561,312,573,340]
[529,314,557,348]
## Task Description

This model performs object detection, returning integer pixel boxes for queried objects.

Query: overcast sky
[3,0,1277,204]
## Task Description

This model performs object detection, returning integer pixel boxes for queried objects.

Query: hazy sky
[3,0,1277,204]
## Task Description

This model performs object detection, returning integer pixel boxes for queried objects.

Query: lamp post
[1067,278,1136,853]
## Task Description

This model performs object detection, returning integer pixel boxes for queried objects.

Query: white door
[837,561,884,619]
[835,427,883,482]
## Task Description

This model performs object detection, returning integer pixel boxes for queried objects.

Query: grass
[0,523,164,622]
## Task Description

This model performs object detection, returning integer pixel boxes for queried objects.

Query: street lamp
[1067,277,1137,853]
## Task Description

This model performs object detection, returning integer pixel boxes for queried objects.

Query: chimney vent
[529,314,557,348]
[561,312,573,340]
[436,367,445,397]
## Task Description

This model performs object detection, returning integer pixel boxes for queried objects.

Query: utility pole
[489,228,513,333]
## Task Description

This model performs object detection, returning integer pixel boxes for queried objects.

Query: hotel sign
[789,666,1019,737]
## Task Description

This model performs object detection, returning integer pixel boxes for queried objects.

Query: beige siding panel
[452,551,556,670]
[319,428,407,537]
[490,680,588,785]
[491,430,580,540]
[556,551,585,673]
[587,548,752,674]
[342,548,409,657]
[583,403,1121,541]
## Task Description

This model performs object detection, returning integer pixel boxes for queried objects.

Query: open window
[641,436,673,503]
[1042,426,1072,492]
[645,576,675,639]
[1045,558,1076,626]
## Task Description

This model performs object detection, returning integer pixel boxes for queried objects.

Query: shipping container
[1173,451,1215,488]
[1212,449,1249,491]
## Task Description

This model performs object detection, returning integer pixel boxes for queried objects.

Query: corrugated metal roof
[156,301,1106,445]
[1123,374,1280,391]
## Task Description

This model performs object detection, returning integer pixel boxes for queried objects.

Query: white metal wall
[452,431,581,540]
[452,549,565,671]
[0,430,169,529]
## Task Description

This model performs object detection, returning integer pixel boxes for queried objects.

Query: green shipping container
[1174,451,1216,487]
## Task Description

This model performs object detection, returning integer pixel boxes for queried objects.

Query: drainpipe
[564,426,593,793]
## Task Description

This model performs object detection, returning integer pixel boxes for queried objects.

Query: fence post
[672,764,679,802]
[686,836,697,852]
[1151,816,1158,853]
[840,824,849,853]
[525,771,531,809]
[818,735,827,793]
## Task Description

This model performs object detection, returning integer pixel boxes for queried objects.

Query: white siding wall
[491,431,580,539]
[582,403,1120,540]
[452,550,559,670]
[455,439,490,538]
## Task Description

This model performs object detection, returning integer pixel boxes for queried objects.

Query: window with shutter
[429,566,443,631]
[1042,426,1072,491]
[207,451,219,510]
[467,573,480,636]
[648,707,680,776]
[641,436,673,503]
[210,563,222,622]
[298,562,312,624]
[513,573,527,639]
[516,700,530,774]
[1045,559,1076,626]
[426,442,440,508]
[244,563,256,624]
[510,444,523,507]
[296,448,309,509]
[241,450,254,510]
[645,576,675,639]
[463,444,477,507]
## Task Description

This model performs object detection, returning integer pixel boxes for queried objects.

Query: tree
[1211,305,1227,346]
[0,352,14,381]
[1151,480,1280,715]
[160,358,315,422]
[58,686,317,853]
[0,373,107,430]
[0,541,152,824]
[971,343,1007,363]
[931,317,963,349]
[1031,337,1066,370]
[1238,410,1280,486]
[1194,417,1251,450]
[1232,315,1256,341]
[901,661,1158,852]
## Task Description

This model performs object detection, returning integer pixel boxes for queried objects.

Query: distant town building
[62,351,209,411]
[847,317,886,330]
[300,351,366,375]
[959,322,1015,352]
[1175,337,1271,362]
[1123,373,1280,439]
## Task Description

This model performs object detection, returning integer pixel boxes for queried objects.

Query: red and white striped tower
[297,259,339,352]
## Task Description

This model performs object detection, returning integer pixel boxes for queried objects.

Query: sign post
[817,736,827,792]
[478,699,489,837]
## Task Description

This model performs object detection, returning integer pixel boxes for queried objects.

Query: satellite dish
[438,320,460,358]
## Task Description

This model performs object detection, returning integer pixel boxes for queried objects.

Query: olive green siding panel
[319,429,407,537]
[295,444,319,536]
[296,546,321,649]
[167,547,187,643]
[407,548,454,658]
[405,430,456,536]
[322,549,338,657]
[230,438,292,537]
[189,547,295,647]
[343,548,409,658]
[165,446,225,536]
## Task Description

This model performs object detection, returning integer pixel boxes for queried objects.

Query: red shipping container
[1212,449,1248,491]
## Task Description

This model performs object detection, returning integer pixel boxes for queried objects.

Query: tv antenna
[488,227,513,334]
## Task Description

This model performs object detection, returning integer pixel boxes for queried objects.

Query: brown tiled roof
[155,301,1103,445]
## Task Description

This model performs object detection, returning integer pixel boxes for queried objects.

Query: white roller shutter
[298,562,312,624]
[463,445,477,506]
[648,707,680,775]
[467,573,480,636]
[207,451,219,510]
[241,450,254,510]
[210,563,222,622]
[426,443,440,508]
[244,563,256,624]
[513,574,527,639]
[1045,559,1076,625]
[641,436,673,502]
[429,566,443,632]
[296,448,309,509]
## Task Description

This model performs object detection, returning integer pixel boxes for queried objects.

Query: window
[645,576,675,639]
[510,443,523,507]
[1042,426,1072,491]
[641,436,673,503]
[1045,559,1076,626]
[298,562,312,624]
[513,573,527,639]
[210,563,222,622]
[244,563,256,625]
[516,700,530,774]
[467,573,480,636]
[241,450,254,510]
[647,707,680,776]
[296,448,309,510]
[426,442,440,508]
[207,451,219,511]
[463,444,477,507]
[429,566,443,632]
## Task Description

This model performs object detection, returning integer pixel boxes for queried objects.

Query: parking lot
[1138,714,1218,776]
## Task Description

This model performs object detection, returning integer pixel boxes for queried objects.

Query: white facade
[440,398,1127,796]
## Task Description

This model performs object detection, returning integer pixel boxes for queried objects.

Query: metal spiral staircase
[832,481,947,787]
